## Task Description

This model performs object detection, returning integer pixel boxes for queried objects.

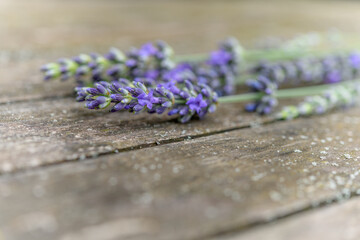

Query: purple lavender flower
[349,52,360,69]
[208,50,232,66]
[245,95,278,115]
[247,75,277,95]
[41,37,243,99]
[245,75,279,114]
[163,62,197,83]
[41,41,175,86]
[76,79,218,123]
[187,94,208,114]
[125,41,175,82]
[40,49,125,83]
[204,37,243,96]
[247,51,360,114]
[324,70,341,83]
[162,38,242,97]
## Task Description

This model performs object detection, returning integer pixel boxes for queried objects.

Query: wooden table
[1,0,360,239]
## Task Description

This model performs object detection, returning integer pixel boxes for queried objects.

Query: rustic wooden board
[218,197,360,240]
[0,98,270,174]
[1,108,360,240]
[0,60,75,104]
[2,1,360,239]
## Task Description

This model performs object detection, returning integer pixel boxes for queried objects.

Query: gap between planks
[201,192,360,240]
[0,94,354,178]
[0,109,357,239]
[0,116,277,179]
[0,94,74,106]
[1,109,360,239]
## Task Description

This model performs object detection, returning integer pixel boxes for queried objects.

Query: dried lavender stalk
[76,78,218,123]
[277,81,360,120]
[40,38,243,98]
[40,41,175,86]
[163,37,242,96]
[76,76,360,123]
[246,52,360,114]
[40,48,125,83]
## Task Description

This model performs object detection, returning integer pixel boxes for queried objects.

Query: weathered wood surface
[0,99,268,174]
[217,197,360,240]
[1,110,360,240]
[2,0,360,239]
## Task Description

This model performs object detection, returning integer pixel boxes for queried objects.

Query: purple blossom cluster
[111,41,175,83]
[76,78,218,123]
[41,38,242,99]
[246,52,360,114]
[163,37,243,96]
[40,41,175,86]
[40,48,125,83]
[205,37,242,95]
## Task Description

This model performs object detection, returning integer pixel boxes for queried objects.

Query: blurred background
[1,0,360,61]
[2,0,360,103]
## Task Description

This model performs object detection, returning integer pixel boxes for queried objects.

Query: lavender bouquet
[40,36,360,123]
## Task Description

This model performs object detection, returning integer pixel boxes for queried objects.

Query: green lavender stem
[176,46,360,89]
[175,46,360,64]
[174,31,356,63]
[277,81,360,120]
[175,49,308,63]
[217,80,360,104]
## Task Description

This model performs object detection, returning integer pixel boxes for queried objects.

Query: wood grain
[2,0,360,239]
[216,197,360,240]
[0,98,267,174]
[1,108,360,240]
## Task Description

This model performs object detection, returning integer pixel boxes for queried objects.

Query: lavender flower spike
[41,41,176,86]
[277,82,360,120]
[76,79,218,123]
[164,37,243,97]
[40,48,125,83]
[205,37,243,96]
[247,51,360,114]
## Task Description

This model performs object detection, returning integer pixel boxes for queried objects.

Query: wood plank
[0,98,266,174]
[0,108,359,240]
[2,0,360,53]
[2,0,360,103]
[0,60,74,103]
[216,197,360,240]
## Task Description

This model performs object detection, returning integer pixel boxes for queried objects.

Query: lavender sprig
[277,82,360,120]
[41,41,175,86]
[125,41,175,82]
[40,48,125,83]
[205,37,243,95]
[246,52,360,114]
[77,78,360,123]
[76,79,218,123]
[163,37,243,96]
[41,38,242,98]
